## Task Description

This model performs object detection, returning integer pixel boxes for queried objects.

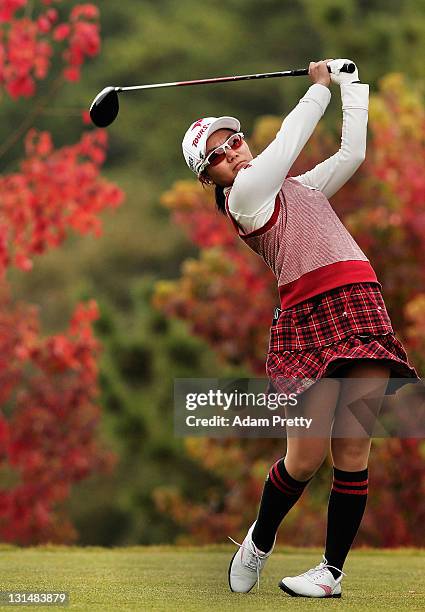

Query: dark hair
[199,174,227,216]
[214,183,244,233]
[214,185,226,215]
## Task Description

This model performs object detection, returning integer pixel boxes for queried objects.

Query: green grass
[0,545,423,611]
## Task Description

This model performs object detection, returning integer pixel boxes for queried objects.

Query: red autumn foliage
[0,0,99,97]
[0,1,124,544]
[0,287,117,544]
[153,74,425,547]
[0,128,123,274]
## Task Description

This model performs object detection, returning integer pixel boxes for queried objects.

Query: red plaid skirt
[266,282,420,397]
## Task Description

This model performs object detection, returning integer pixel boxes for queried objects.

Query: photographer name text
[186,415,312,428]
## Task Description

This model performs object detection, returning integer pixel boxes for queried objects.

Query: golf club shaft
[117,63,355,93]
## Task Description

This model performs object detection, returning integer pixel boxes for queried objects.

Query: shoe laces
[228,535,268,592]
[304,556,347,583]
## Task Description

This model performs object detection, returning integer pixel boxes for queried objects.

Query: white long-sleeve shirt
[224,82,369,234]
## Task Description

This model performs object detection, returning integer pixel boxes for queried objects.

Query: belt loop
[343,284,355,316]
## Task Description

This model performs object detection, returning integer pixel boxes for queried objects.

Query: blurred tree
[152,73,425,547]
[66,276,252,545]
[299,0,425,83]
[0,0,123,544]
[4,0,425,545]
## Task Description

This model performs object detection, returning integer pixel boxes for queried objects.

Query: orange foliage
[153,74,425,547]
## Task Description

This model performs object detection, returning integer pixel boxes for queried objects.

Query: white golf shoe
[279,556,345,598]
[228,522,275,593]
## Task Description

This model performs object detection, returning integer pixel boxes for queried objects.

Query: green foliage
[66,275,250,545]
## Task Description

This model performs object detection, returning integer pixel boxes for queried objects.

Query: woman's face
[203,129,253,187]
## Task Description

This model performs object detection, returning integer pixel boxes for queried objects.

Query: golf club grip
[331,61,356,73]
[293,62,356,76]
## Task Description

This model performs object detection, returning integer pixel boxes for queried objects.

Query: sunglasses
[199,132,244,172]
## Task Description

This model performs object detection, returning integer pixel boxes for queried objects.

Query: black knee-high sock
[325,467,368,578]
[251,458,311,553]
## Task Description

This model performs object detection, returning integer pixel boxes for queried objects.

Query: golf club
[89,62,355,128]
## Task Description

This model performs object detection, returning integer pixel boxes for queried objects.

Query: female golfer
[181,59,419,598]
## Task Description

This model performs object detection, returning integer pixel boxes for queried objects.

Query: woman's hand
[308,59,333,87]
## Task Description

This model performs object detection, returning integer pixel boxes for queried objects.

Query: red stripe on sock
[333,478,368,487]
[332,485,368,495]
[269,469,291,494]
[269,469,299,495]
[272,465,300,494]
[271,462,302,492]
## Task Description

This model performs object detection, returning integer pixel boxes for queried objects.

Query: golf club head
[89,86,119,127]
